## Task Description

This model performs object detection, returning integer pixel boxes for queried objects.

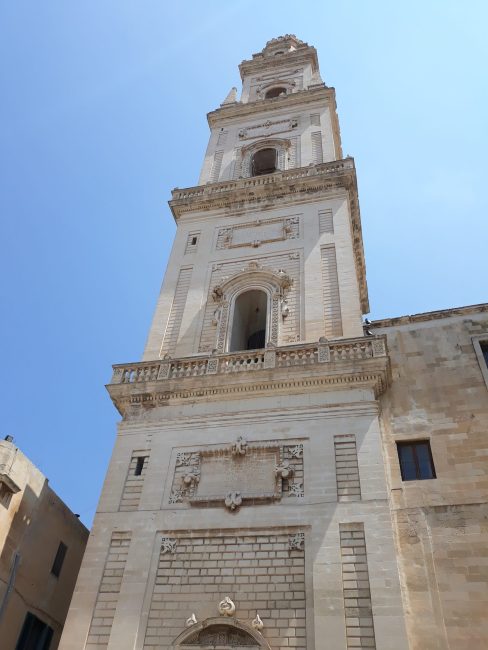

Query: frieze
[237,117,299,141]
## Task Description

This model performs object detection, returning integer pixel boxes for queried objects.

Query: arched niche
[229,289,268,352]
[211,263,292,353]
[173,618,271,649]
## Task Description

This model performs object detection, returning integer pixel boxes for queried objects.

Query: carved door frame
[173,617,271,649]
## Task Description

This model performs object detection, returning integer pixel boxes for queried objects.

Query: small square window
[185,232,200,254]
[397,440,436,481]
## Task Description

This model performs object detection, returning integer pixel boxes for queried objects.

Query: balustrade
[111,335,387,385]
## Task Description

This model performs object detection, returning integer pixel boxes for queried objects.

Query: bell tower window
[265,87,287,99]
[251,148,277,176]
[229,290,268,352]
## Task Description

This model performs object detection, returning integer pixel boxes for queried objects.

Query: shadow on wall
[0,481,88,650]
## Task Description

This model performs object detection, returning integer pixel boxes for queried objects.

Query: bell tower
[60,36,409,650]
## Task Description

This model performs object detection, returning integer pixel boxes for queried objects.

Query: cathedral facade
[59,36,488,650]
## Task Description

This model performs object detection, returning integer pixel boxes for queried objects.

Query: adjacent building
[59,35,488,649]
[0,437,89,650]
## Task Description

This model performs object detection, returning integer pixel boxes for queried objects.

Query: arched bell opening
[229,290,268,352]
[264,86,287,99]
[251,148,277,176]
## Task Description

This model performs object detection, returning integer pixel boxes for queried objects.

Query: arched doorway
[229,290,268,352]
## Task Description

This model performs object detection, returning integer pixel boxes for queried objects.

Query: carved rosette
[288,532,305,551]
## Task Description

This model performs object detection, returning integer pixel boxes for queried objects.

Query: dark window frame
[265,86,287,99]
[16,612,53,650]
[396,440,436,481]
[134,456,146,476]
[51,541,68,578]
[251,148,278,176]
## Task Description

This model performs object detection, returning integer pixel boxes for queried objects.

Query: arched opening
[229,290,267,352]
[173,618,271,649]
[251,148,277,176]
[265,86,287,98]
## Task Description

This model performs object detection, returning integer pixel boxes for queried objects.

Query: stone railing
[171,158,355,201]
[110,335,387,385]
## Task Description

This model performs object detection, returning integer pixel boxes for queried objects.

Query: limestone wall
[375,306,488,649]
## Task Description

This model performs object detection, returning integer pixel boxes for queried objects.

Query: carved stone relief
[237,116,299,141]
[216,215,299,250]
[168,439,305,510]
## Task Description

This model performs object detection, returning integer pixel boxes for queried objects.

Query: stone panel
[143,529,306,650]
[339,523,376,649]
[85,531,131,649]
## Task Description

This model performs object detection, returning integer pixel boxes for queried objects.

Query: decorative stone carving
[206,357,219,374]
[372,338,387,357]
[281,299,290,319]
[251,613,264,631]
[288,532,305,551]
[186,613,198,627]
[169,489,183,504]
[231,436,248,456]
[157,361,171,380]
[218,597,236,616]
[170,439,304,509]
[318,343,330,363]
[275,460,294,480]
[224,491,243,511]
[161,537,177,554]
[176,452,197,467]
[216,215,299,250]
[237,117,298,141]
[288,444,303,458]
[182,467,200,488]
[185,624,259,647]
[289,480,304,497]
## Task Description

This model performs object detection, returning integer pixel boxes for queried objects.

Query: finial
[252,613,264,631]
[218,596,236,616]
[221,87,237,106]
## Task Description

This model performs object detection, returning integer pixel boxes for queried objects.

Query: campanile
[60,35,409,650]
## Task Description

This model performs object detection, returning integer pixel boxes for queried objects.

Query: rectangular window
[397,441,436,481]
[185,232,200,254]
[472,335,488,390]
[51,541,67,577]
[134,456,147,476]
[16,612,53,650]
[481,341,488,367]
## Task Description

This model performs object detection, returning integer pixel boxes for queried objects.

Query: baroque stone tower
[61,36,411,650]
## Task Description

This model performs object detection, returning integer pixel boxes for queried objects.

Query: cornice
[371,303,488,329]
[107,336,389,417]
[169,159,369,312]
[207,86,335,128]
[238,47,318,80]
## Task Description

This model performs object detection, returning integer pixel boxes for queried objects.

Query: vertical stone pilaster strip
[320,245,343,337]
[85,531,132,649]
[161,266,193,356]
[339,523,376,649]
[119,452,149,511]
[334,435,361,502]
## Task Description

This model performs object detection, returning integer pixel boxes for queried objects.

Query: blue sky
[1,1,486,526]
